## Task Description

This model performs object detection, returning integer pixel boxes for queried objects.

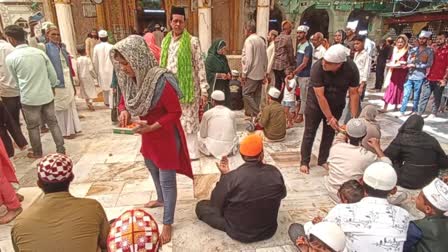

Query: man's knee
[195,200,210,219]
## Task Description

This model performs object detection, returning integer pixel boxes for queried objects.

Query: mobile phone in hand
[29,12,44,22]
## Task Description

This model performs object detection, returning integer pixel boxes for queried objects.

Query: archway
[269,4,284,33]
[300,5,329,39]
[136,0,166,34]
[347,10,375,32]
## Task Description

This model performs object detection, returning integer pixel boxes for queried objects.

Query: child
[228,70,243,111]
[76,45,97,111]
[282,72,297,128]
[404,178,448,252]
[338,179,365,204]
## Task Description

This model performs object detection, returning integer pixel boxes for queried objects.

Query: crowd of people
[0,4,448,252]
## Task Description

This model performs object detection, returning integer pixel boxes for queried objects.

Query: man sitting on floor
[324,118,391,202]
[198,90,239,159]
[195,134,286,243]
[404,178,448,252]
[12,153,110,251]
[257,87,286,141]
[290,162,410,252]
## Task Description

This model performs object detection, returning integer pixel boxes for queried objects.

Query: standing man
[400,31,434,116]
[29,24,81,139]
[160,6,208,160]
[93,30,114,108]
[311,32,327,65]
[345,21,358,57]
[418,32,448,118]
[4,25,65,158]
[0,31,21,129]
[371,39,393,91]
[272,20,295,92]
[241,23,268,117]
[291,25,313,123]
[300,44,360,174]
[153,24,164,47]
[85,29,99,59]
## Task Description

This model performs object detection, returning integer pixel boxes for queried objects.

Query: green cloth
[413,216,448,252]
[205,40,230,89]
[160,31,194,103]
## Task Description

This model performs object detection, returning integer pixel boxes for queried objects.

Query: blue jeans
[145,159,177,225]
[417,81,444,115]
[400,79,425,113]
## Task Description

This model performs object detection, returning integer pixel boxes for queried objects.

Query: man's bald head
[311,32,324,47]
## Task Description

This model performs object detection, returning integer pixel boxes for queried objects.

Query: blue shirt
[6,44,58,106]
[407,46,434,80]
[296,41,313,77]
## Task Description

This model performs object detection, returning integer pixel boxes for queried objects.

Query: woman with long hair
[380,34,409,112]
[112,35,192,244]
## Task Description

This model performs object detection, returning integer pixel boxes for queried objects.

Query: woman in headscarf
[205,39,231,107]
[380,34,409,113]
[359,105,381,153]
[384,115,448,189]
[112,35,192,244]
[333,30,350,56]
[143,31,161,62]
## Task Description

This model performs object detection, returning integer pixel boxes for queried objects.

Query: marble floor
[1,81,448,251]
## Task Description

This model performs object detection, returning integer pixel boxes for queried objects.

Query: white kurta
[198,105,238,159]
[93,42,114,92]
[163,33,208,159]
[76,56,97,99]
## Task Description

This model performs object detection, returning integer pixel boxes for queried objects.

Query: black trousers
[273,69,286,101]
[1,96,22,127]
[195,200,226,232]
[300,104,344,166]
[375,64,386,90]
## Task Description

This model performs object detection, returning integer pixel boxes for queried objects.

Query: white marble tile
[86,194,119,208]
[69,183,93,198]
[17,187,43,210]
[72,153,108,183]
[115,191,153,207]
[121,179,155,193]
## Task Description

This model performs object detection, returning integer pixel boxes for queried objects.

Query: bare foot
[320,163,329,171]
[0,207,22,224]
[299,165,309,174]
[144,200,164,208]
[16,193,24,202]
[27,152,42,159]
[160,224,172,244]
[294,115,304,124]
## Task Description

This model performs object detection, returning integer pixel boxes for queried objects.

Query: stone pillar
[42,0,57,25]
[54,0,77,57]
[198,0,212,53]
[256,0,270,39]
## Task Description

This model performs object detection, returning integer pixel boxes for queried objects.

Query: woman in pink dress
[380,34,409,112]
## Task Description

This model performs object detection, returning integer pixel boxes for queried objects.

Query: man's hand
[367,138,381,150]
[216,156,230,175]
[28,20,38,37]
[312,216,323,224]
[241,76,247,86]
[358,83,365,96]
[440,79,447,87]
[327,117,339,131]
[295,236,309,251]
[119,110,131,127]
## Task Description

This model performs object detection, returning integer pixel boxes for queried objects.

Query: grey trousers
[243,78,262,116]
[21,101,65,156]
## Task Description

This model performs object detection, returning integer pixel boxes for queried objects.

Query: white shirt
[325,197,410,252]
[199,105,238,158]
[266,42,275,74]
[324,134,391,202]
[312,44,326,65]
[282,78,297,102]
[242,34,268,80]
[0,40,19,97]
[354,49,371,83]
[93,42,114,91]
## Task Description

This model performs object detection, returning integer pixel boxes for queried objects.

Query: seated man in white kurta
[28,21,81,139]
[198,91,238,159]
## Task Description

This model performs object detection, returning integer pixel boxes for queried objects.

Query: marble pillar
[256,0,270,40]
[198,0,212,53]
[54,0,77,57]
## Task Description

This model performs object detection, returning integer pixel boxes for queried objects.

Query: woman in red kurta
[111,35,192,244]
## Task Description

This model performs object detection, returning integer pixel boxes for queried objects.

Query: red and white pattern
[108,209,159,252]
[37,153,73,183]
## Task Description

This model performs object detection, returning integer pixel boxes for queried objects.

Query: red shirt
[119,83,193,178]
[428,44,448,81]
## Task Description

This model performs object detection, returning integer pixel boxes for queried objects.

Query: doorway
[300,5,329,39]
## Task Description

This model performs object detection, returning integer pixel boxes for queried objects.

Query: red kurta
[119,83,193,178]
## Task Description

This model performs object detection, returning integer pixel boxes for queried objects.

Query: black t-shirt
[307,58,360,111]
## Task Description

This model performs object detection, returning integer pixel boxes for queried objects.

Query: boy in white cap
[289,221,346,252]
[198,90,238,159]
[93,30,114,109]
[258,87,286,141]
[300,44,360,174]
[325,118,390,202]
[400,30,434,116]
[322,162,410,251]
[290,25,313,123]
[403,178,448,251]
[228,70,243,110]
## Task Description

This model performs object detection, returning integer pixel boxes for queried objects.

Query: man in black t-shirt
[300,44,360,174]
